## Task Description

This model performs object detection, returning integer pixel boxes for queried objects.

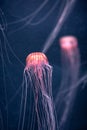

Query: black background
[0,0,87,130]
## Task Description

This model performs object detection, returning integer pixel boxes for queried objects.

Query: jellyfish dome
[26,52,48,67]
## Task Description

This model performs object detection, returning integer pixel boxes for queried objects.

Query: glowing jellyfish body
[60,36,77,51]
[18,52,57,130]
[55,36,80,129]
[59,36,80,87]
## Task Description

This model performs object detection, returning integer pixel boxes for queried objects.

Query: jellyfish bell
[59,36,78,51]
[25,52,49,78]
[26,52,48,68]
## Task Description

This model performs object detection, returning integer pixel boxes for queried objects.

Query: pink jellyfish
[18,52,57,130]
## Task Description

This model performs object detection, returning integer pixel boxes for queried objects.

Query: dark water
[0,0,87,130]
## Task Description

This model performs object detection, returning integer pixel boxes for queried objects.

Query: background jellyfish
[18,52,58,130]
[55,36,80,129]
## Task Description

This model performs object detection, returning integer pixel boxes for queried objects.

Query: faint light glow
[59,36,77,51]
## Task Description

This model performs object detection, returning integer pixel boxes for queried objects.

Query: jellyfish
[18,52,57,130]
[55,36,80,129]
